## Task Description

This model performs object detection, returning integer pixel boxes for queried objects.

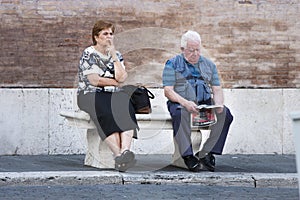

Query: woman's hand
[107,42,128,82]
[107,40,118,60]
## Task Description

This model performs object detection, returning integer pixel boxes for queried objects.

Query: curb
[0,171,298,188]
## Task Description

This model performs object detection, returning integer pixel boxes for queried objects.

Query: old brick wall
[0,0,299,88]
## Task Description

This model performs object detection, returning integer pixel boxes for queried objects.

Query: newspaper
[196,104,223,110]
[191,105,222,128]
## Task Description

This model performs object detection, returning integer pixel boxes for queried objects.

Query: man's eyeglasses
[186,48,200,53]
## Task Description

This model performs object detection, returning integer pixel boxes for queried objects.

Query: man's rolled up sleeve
[162,61,176,86]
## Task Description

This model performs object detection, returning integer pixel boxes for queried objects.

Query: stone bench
[59,89,207,170]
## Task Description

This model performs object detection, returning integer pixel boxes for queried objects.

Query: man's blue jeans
[167,101,233,157]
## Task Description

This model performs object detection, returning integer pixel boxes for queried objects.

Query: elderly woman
[77,20,138,172]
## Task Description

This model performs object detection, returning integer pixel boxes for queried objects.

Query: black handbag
[122,85,155,114]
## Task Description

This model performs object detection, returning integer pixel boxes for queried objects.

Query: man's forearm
[164,86,198,113]
[164,86,186,105]
[211,86,224,105]
[212,86,224,113]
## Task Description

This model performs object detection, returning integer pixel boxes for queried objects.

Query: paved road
[0,154,298,199]
[0,184,298,200]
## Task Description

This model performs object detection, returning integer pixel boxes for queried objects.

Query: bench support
[85,129,115,169]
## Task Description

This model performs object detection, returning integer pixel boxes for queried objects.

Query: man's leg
[197,106,233,171]
[199,106,233,155]
[168,102,192,156]
[168,102,200,172]
[210,106,233,155]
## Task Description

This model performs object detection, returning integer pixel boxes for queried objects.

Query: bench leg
[172,130,202,169]
[84,129,115,169]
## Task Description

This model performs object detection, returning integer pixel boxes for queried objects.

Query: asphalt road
[0,154,298,199]
[0,183,298,200]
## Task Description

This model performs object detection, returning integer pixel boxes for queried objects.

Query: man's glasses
[186,48,200,53]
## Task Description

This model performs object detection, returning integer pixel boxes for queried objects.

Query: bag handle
[141,86,155,99]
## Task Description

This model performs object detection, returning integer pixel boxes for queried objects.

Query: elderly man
[162,30,233,172]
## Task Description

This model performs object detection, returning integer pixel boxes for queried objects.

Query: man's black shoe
[207,153,215,166]
[195,152,216,168]
[182,155,201,172]
[199,155,215,172]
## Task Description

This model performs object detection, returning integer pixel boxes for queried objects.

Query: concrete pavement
[0,154,298,189]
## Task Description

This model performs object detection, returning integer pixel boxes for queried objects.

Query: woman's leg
[104,132,121,157]
[120,130,134,153]
[107,130,135,172]
[104,130,134,156]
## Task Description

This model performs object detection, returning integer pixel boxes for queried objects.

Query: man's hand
[215,106,224,114]
[182,100,198,113]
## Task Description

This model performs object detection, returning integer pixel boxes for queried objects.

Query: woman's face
[95,28,114,47]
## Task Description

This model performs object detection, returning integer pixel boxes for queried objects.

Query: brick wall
[0,0,299,88]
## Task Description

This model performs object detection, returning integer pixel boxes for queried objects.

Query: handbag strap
[141,86,155,99]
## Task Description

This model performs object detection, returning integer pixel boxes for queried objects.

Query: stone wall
[1,0,299,88]
[0,88,299,155]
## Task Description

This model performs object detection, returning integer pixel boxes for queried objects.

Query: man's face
[182,40,201,64]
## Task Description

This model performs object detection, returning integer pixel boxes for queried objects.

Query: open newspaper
[191,104,223,128]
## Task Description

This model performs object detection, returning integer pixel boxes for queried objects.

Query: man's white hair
[181,30,201,48]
